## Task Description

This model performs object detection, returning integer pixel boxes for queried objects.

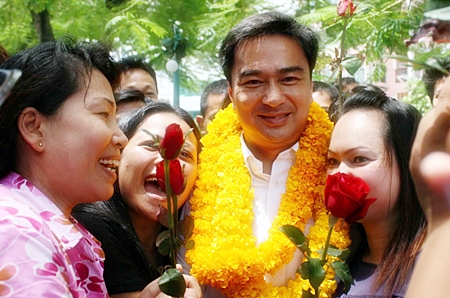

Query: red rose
[160,123,184,160]
[156,160,185,195]
[324,172,376,224]
[337,0,356,17]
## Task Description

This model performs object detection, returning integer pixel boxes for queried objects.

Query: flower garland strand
[187,102,350,297]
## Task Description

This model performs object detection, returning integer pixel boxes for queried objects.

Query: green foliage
[159,267,186,297]
[298,0,426,81]
[402,76,432,115]
[0,0,430,93]
[280,223,353,297]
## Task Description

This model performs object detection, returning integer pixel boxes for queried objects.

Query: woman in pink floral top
[0,39,128,297]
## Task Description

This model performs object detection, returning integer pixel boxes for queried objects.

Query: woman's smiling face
[118,112,198,222]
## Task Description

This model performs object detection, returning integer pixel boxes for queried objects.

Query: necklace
[187,103,350,297]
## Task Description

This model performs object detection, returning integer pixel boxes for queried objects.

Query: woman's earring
[39,142,43,147]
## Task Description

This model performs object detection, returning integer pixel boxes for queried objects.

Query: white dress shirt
[241,135,304,287]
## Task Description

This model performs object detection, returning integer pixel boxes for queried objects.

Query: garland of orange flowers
[186,102,350,297]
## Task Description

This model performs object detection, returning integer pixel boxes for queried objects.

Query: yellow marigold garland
[187,102,351,297]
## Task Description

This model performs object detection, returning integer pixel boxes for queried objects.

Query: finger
[176,263,183,273]
[184,275,202,297]
[420,152,450,230]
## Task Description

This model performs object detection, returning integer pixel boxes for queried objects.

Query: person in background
[73,101,202,298]
[115,89,149,120]
[338,76,359,93]
[312,80,339,113]
[329,87,426,297]
[422,57,450,106]
[119,56,158,101]
[0,38,128,297]
[195,79,230,134]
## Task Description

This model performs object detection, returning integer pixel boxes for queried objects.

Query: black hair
[119,56,158,94]
[337,86,426,296]
[0,37,119,179]
[119,101,201,152]
[114,89,150,106]
[219,11,319,83]
[313,81,339,102]
[336,76,358,89]
[422,57,450,103]
[200,79,229,117]
[73,101,202,286]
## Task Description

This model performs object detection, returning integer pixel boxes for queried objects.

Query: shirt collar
[241,133,299,176]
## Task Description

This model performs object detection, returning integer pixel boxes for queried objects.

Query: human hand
[410,76,450,233]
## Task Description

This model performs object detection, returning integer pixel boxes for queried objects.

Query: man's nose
[262,82,285,107]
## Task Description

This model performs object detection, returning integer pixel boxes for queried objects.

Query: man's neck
[244,140,297,175]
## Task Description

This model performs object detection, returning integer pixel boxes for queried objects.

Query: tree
[295,0,426,82]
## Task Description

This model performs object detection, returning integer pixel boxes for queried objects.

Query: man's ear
[196,115,204,132]
[228,85,234,104]
[17,107,47,152]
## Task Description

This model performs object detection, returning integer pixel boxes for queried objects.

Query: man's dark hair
[219,11,319,83]
[200,79,229,117]
[335,77,358,89]
[313,81,339,102]
[422,57,450,103]
[119,56,158,94]
[114,89,149,106]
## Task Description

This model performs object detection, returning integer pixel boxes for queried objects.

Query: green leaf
[316,246,349,260]
[179,215,194,240]
[159,268,186,297]
[317,246,341,257]
[307,257,326,292]
[279,225,309,253]
[340,248,350,261]
[174,237,183,251]
[342,56,363,75]
[331,261,354,294]
[302,289,316,298]
[425,58,449,74]
[156,231,170,256]
[184,239,195,250]
[298,261,310,280]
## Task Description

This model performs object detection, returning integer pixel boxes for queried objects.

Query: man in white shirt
[185,11,345,297]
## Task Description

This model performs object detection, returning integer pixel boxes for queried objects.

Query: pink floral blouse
[0,172,108,297]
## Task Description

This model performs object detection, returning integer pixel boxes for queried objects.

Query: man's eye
[245,80,261,85]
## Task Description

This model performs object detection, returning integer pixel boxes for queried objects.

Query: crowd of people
[0,7,449,298]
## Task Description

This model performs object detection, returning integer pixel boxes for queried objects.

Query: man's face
[119,69,158,101]
[229,35,313,156]
[312,90,332,112]
[200,93,227,132]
